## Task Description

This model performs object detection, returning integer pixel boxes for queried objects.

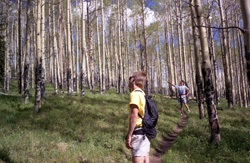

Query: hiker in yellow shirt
[126,71,150,163]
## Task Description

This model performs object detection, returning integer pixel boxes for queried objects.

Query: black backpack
[135,90,158,139]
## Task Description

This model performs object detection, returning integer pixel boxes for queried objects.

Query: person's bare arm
[126,104,138,149]
[186,89,190,96]
[167,81,175,87]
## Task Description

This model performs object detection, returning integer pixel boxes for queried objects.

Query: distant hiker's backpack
[135,90,158,139]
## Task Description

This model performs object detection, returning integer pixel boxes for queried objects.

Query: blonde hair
[132,71,147,88]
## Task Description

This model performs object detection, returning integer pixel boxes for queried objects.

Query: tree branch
[194,25,246,33]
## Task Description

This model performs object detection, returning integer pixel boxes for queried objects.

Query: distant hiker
[168,80,190,115]
[126,71,150,163]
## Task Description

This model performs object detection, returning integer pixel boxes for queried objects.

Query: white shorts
[131,134,150,156]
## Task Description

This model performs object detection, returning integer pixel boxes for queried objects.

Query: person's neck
[132,85,141,91]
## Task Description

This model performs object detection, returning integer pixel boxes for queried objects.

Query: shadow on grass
[0,149,16,163]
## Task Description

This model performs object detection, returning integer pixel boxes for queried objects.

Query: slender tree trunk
[190,0,205,119]
[13,20,17,77]
[240,0,250,87]
[52,0,58,94]
[24,0,31,104]
[67,0,73,95]
[41,0,46,98]
[140,0,149,94]
[113,24,118,91]
[225,12,235,105]
[32,12,36,89]
[218,0,233,108]
[133,16,139,71]
[4,1,10,92]
[125,2,130,90]
[95,0,102,94]
[18,0,22,94]
[101,0,106,94]
[208,18,219,105]
[237,24,247,107]
[188,31,195,97]
[195,0,220,142]
[121,8,125,94]
[86,2,93,90]
[179,0,188,83]
[117,0,122,94]
[31,24,35,89]
[108,21,113,88]
[175,2,184,80]
[59,0,64,89]
[170,4,178,85]
[151,51,155,93]
[106,32,111,89]
[165,3,174,96]
[35,0,42,112]
[63,3,68,90]
[81,0,87,97]
[232,24,242,107]
[75,21,79,92]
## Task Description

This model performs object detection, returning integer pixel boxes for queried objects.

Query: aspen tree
[240,0,250,87]
[101,0,106,94]
[225,11,235,106]
[75,0,79,93]
[125,1,129,90]
[208,17,219,105]
[187,30,194,97]
[59,0,64,89]
[190,0,205,118]
[67,0,73,95]
[233,25,242,107]
[69,0,76,91]
[150,47,155,93]
[32,9,36,89]
[165,1,175,96]
[109,20,113,88]
[31,24,35,89]
[63,3,68,89]
[18,0,22,94]
[195,0,221,142]
[175,2,184,80]
[95,0,102,94]
[14,20,17,76]
[35,0,42,112]
[114,24,119,91]
[140,0,149,94]
[48,3,53,83]
[106,31,111,89]
[218,0,233,108]
[24,0,31,104]
[81,0,87,97]
[170,4,178,85]
[236,18,247,107]
[117,0,122,94]
[179,0,188,84]
[86,1,93,90]
[41,0,45,98]
[4,0,9,92]
[52,0,59,93]
[121,4,126,94]
[133,16,139,71]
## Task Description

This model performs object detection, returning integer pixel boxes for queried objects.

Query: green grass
[0,83,249,162]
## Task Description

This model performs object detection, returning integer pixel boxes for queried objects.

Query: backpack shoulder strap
[134,89,144,94]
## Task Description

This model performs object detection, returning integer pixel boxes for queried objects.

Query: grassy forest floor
[0,82,250,163]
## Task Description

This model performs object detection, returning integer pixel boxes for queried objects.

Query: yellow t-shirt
[129,88,146,127]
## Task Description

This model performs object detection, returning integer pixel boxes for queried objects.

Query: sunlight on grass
[0,82,249,162]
